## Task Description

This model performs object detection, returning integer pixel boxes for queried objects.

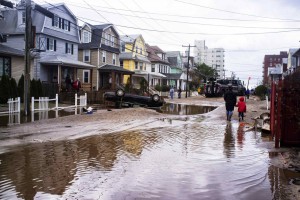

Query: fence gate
[280,70,300,146]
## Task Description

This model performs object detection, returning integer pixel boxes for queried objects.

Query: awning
[39,55,95,69]
[133,70,166,79]
[98,64,135,75]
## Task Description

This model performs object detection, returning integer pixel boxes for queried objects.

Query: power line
[65,4,300,30]
[77,16,300,36]
[65,2,300,23]
[173,0,300,21]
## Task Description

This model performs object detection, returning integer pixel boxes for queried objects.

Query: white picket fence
[0,97,21,115]
[31,93,87,112]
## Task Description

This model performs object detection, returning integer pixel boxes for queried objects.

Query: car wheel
[152,94,160,102]
[116,89,125,97]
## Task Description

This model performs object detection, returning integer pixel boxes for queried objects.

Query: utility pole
[182,44,195,98]
[24,0,32,116]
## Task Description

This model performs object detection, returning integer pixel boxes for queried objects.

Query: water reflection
[0,109,81,127]
[223,123,235,160]
[159,103,216,115]
[0,123,296,199]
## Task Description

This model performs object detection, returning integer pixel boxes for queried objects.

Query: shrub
[255,85,268,100]
[18,74,24,102]
[155,84,161,91]
[0,75,11,103]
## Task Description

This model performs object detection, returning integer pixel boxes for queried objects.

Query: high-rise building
[194,40,225,79]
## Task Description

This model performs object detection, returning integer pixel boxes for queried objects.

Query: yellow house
[119,34,151,88]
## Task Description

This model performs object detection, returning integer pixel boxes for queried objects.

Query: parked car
[104,89,165,108]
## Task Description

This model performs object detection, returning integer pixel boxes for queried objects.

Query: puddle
[157,103,216,115]
[0,109,82,127]
[0,122,296,199]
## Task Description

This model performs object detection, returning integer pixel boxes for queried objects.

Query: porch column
[58,65,61,91]
[112,71,116,90]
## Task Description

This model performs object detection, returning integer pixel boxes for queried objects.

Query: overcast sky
[35,0,300,88]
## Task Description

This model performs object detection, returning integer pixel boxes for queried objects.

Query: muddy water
[0,121,295,199]
[159,103,216,115]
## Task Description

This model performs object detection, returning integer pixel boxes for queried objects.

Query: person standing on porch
[73,78,81,92]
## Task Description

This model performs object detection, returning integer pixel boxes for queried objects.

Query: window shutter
[54,40,56,51]
[65,43,68,53]
[59,18,61,28]
[68,21,71,31]
[47,38,49,50]
[71,44,74,54]
[52,17,54,26]
[62,19,64,29]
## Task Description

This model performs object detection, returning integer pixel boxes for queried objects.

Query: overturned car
[104,89,165,108]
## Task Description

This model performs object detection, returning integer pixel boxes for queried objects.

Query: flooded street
[0,114,296,200]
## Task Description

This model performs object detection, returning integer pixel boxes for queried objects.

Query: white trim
[82,69,90,83]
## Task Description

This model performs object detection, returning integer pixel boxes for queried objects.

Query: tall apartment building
[194,40,225,79]
[263,51,288,85]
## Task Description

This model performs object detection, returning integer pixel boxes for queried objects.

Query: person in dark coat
[224,84,237,121]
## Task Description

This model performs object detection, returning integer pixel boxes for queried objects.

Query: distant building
[193,40,225,79]
[263,51,288,85]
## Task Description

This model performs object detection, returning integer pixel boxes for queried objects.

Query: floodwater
[0,119,296,200]
[0,109,80,127]
[158,103,216,115]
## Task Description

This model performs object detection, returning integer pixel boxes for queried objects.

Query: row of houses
[0,2,191,95]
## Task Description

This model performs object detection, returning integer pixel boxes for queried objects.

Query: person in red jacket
[236,96,246,121]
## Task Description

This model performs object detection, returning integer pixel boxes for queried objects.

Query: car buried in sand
[104,89,165,108]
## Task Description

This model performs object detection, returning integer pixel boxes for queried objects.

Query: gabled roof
[150,46,165,54]
[43,3,77,21]
[79,23,120,53]
[120,34,143,44]
[146,44,169,65]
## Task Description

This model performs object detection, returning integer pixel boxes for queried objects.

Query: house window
[83,31,91,43]
[151,64,155,72]
[83,70,90,83]
[47,38,56,51]
[0,57,11,77]
[53,15,59,27]
[139,62,143,70]
[83,50,90,62]
[112,53,116,65]
[136,46,138,53]
[64,20,69,31]
[135,62,138,69]
[120,61,123,67]
[102,51,106,63]
[65,43,74,54]
[104,33,108,45]
[111,36,114,47]
[140,48,142,54]
[22,11,26,24]
[121,43,125,52]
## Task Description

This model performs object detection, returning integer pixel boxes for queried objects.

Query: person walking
[236,96,246,121]
[169,87,174,100]
[178,87,182,99]
[224,84,237,121]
